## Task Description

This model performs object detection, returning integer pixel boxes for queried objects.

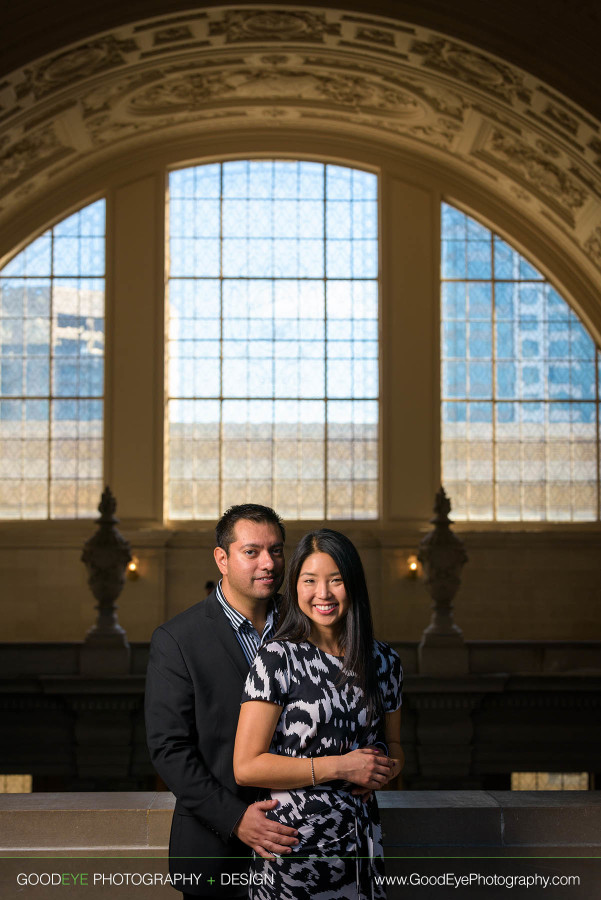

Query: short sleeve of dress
[375,641,403,713]
[241,640,291,706]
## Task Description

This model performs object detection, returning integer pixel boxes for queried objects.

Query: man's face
[214,519,285,607]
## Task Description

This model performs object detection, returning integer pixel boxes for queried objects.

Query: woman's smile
[314,602,338,615]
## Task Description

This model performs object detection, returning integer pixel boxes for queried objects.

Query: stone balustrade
[1,792,599,898]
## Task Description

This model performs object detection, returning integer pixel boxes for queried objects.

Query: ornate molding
[0,5,600,280]
[474,127,589,224]
[0,125,72,194]
[411,37,531,105]
[208,9,341,43]
[124,65,428,119]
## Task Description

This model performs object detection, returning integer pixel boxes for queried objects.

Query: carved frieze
[125,66,427,121]
[0,5,599,277]
[0,126,71,197]
[354,27,396,47]
[301,55,466,121]
[584,227,601,267]
[476,128,589,219]
[16,36,139,102]
[589,137,601,168]
[209,9,340,43]
[153,26,194,46]
[473,104,522,135]
[410,38,531,105]
[544,103,579,136]
[509,185,533,203]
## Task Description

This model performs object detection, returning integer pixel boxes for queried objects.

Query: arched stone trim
[0,5,600,298]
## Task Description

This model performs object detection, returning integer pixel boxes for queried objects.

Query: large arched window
[441,202,600,521]
[0,201,105,518]
[166,160,378,520]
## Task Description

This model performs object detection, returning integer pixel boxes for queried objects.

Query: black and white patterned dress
[241,639,403,900]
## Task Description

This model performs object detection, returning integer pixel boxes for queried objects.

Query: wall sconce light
[406,554,420,580]
[126,556,140,581]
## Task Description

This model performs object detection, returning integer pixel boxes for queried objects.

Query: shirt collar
[216,578,276,635]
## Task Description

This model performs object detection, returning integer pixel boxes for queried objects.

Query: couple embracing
[145,503,403,900]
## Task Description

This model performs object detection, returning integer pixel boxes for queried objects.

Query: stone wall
[1,525,601,643]
[1,792,599,898]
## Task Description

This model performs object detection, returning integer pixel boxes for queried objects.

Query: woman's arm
[383,707,404,782]
[234,700,394,790]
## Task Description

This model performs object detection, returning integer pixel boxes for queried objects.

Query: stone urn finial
[80,487,131,676]
[417,487,469,676]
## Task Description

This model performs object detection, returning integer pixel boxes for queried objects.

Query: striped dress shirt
[215,579,277,665]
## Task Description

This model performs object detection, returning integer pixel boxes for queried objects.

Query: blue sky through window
[441,202,600,521]
[167,161,379,520]
[0,200,105,518]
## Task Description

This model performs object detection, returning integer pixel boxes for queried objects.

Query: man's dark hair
[215,504,285,554]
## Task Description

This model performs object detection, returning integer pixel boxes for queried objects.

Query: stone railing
[0,793,599,898]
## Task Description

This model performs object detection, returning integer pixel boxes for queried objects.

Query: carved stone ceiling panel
[0,5,600,279]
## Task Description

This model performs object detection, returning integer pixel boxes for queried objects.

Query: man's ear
[214,546,228,576]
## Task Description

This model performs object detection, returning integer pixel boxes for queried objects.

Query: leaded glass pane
[167,161,378,519]
[441,202,600,521]
[0,202,105,518]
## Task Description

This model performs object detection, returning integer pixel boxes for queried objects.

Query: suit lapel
[202,591,249,681]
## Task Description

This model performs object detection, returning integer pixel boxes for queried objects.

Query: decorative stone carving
[479,129,588,217]
[17,37,139,102]
[209,9,340,43]
[569,165,601,199]
[126,66,427,120]
[417,487,469,677]
[81,73,157,118]
[355,27,396,47]
[0,126,70,197]
[302,56,466,121]
[153,26,194,46]
[411,38,531,104]
[473,103,522,134]
[80,487,132,677]
[584,227,601,266]
[509,185,533,203]
[128,72,231,114]
[588,137,601,170]
[0,5,600,278]
[543,103,579,136]
[535,138,561,158]
[406,122,458,150]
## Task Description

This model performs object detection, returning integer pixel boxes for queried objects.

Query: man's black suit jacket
[145,590,259,896]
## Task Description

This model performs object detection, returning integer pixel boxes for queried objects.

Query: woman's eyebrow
[300,570,341,576]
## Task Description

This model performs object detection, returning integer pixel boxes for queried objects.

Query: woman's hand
[386,756,402,782]
[337,747,394,789]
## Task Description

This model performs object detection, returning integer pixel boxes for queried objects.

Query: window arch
[441,202,600,521]
[166,160,379,520]
[0,200,105,518]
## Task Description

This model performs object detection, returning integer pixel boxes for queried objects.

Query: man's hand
[233,799,299,860]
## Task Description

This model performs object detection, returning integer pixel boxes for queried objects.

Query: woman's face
[297,551,350,634]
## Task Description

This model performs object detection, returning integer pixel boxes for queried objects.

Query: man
[145,504,298,900]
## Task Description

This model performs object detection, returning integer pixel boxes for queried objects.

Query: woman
[234,528,403,900]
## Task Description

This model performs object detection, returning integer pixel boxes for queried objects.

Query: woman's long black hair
[274,528,384,729]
